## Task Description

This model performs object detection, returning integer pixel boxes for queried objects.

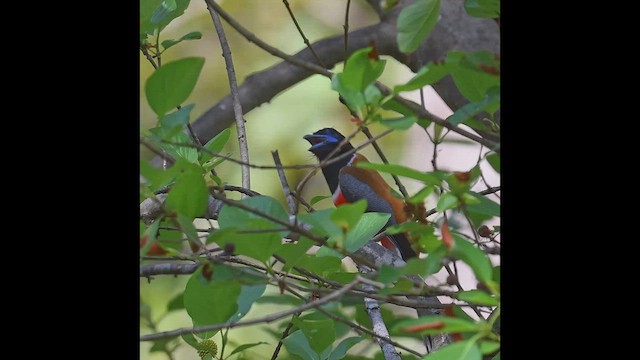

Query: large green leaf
[446,87,500,126]
[397,0,441,53]
[424,340,482,360]
[331,200,367,232]
[466,192,500,217]
[436,192,459,212]
[486,153,500,173]
[276,237,316,272]
[464,0,500,18]
[339,47,386,92]
[447,51,500,102]
[161,31,203,50]
[344,212,390,253]
[216,196,288,262]
[328,336,363,360]
[165,166,208,219]
[200,128,231,163]
[293,318,336,356]
[282,330,319,360]
[228,283,266,322]
[184,266,241,335]
[457,290,498,306]
[380,116,417,130]
[159,103,195,130]
[451,234,493,283]
[145,57,205,117]
[163,169,205,217]
[393,61,449,93]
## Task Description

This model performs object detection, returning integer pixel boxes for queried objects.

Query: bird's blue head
[303,128,353,160]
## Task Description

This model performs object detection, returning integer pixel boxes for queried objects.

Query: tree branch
[206,0,251,194]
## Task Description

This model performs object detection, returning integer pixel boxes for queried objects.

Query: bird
[304,128,417,261]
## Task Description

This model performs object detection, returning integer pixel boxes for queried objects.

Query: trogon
[304,128,417,261]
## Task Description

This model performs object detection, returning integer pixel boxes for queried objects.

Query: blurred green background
[140,1,495,359]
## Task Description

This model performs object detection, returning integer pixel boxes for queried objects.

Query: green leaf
[331,199,367,232]
[447,51,500,102]
[492,352,501,360]
[423,244,446,275]
[145,57,205,117]
[256,295,304,306]
[492,266,500,284]
[149,338,172,353]
[457,290,498,306]
[328,336,363,360]
[181,332,199,348]
[479,340,500,354]
[293,318,336,356]
[227,342,268,358]
[464,0,500,18]
[184,266,241,333]
[331,75,366,117]
[167,293,184,312]
[394,316,480,336]
[408,185,434,204]
[424,340,482,360]
[165,166,208,219]
[140,159,178,192]
[292,255,342,278]
[447,88,500,126]
[276,237,316,272]
[299,208,341,238]
[140,0,190,35]
[418,229,441,253]
[380,98,417,117]
[486,153,500,173]
[201,128,231,163]
[228,283,266,322]
[339,47,386,92]
[466,192,500,217]
[397,0,441,53]
[345,212,390,252]
[217,196,288,262]
[380,116,417,130]
[159,103,195,130]
[436,192,459,211]
[451,234,493,283]
[282,330,319,360]
[356,162,444,185]
[161,31,203,50]
[310,195,332,206]
[393,62,449,93]
[377,264,404,284]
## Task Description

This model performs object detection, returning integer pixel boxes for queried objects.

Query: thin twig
[140,138,174,165]
[140,277,361,341]
[272,151,297,215]
[206,0,251,195]
[282,0,325,67]
[139,43,159,69]
[343,0,352,59]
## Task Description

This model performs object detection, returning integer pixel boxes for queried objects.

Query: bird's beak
[303,134,328,151]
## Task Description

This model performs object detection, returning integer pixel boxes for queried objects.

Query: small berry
[197,339,218,359]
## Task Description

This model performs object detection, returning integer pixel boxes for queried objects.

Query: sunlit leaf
[145,57,205,117]
[457,290,498,306]
[451,234,493,283]
[165,166,208,219]
[397,0,441,53]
